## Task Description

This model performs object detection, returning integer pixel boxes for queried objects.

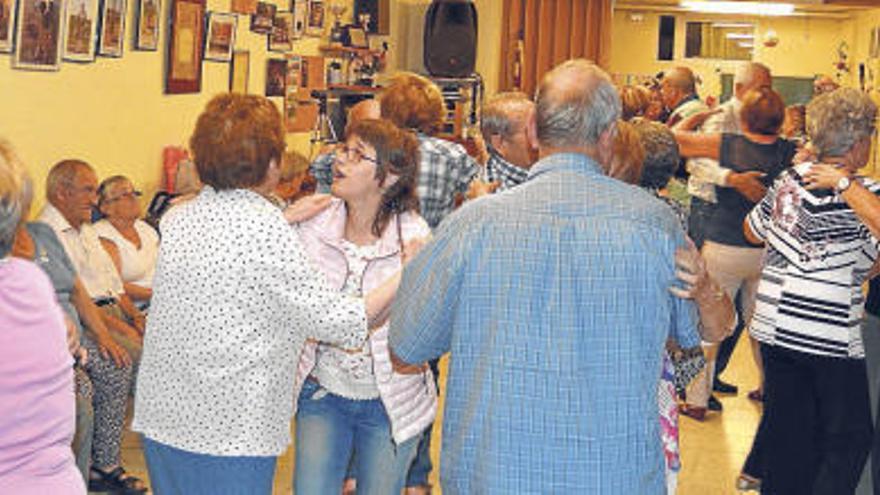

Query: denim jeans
[294,380,419,495]
[142,436,277,495]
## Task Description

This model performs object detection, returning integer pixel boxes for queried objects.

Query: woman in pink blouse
[0,140,84,494]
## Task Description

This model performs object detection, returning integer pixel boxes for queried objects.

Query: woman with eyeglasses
[292,118,436,495]
[94,176,158,308]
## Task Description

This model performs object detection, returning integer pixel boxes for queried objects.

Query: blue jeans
[142,436,277,495]
[294,380,419,495]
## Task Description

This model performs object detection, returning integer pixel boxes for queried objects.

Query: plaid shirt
[309,151,335,194]
[390,152,700,493]
[485,152,529,192]
[416,135,479,229]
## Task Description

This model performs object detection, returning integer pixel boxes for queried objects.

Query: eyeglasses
[339,145,379,166]
[103,190,142,203]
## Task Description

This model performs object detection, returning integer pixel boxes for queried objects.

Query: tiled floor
[118,337,763,494]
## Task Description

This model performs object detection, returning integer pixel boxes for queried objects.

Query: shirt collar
[674,93,700,111]
[39,203,77,233]
[312,198,404,258]
[527,152,604,182]
[488,153,529,179]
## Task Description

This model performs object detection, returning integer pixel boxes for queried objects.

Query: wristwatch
[836,176,852,194]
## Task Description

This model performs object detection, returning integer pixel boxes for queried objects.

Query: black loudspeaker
[424,0,477,78]
[354,0,389,35]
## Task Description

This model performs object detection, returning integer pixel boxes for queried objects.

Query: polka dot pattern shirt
[132,187,368,456]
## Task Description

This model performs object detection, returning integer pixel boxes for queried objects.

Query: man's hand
[803,163,849,191]
[283,194,333,224]
[465,179,500,200]
[678,108,722,131]
[727,171,767,203]
[669,237,712,301]
[95,331,132,368]
[131,312,146,335]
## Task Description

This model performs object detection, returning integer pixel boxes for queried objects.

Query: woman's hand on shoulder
[803,163,849,191]
[402,236,431,265]
[283,194,333,224]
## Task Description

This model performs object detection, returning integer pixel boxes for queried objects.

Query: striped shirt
[746,163,880,358]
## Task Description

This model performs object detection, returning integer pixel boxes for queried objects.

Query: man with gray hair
[387,59,733,492]
[479,91,536,191]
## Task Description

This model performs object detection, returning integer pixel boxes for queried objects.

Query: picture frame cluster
[0,0,330,98]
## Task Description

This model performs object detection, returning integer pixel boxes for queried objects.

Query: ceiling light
[712,22,753,28]
[725,33,754,40]
[681,1,795,16]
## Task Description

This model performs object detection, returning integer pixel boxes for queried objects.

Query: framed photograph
[204,11,236,61]
[249,1,274,34]
[134,0,160,50]
[0,0,18,53]
[62,0,99,61]
[97,0,126,57]
[14,0,63,70]
[268,10,292,52]
[229,0,255,14]
[306,0,323,37]
[346,26,366,48]
[265,58,286,97]
[229,49,249,92]
[291,0,305,39]
[165,0,205,94]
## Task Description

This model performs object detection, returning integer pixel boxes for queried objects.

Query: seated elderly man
[38,160,145,364]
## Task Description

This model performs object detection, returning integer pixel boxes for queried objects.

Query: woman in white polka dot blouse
[131,94,408,493]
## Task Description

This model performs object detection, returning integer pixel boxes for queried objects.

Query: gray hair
[807,88,877,158]
[97,175,131,208]
[734,62,771,88]
[633,119,680,190]
[535,59,621,148]
[480,92,533,143]
[46,159,94,200]
[0,140,30,257]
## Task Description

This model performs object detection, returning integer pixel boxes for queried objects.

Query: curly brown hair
[189,93,285,190]
[346,119,420,237]
[380,72,445,135]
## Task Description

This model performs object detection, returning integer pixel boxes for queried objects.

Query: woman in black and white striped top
[744,87,879,494]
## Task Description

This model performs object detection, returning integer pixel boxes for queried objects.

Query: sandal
[736,473,761,491]
[89,466,148,494]
[678,403,707,421]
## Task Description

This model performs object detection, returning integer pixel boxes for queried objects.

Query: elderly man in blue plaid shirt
[389,60,733,494]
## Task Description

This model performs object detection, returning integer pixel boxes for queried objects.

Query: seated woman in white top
[94,176,159,306]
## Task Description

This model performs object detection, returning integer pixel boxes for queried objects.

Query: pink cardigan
[293,199,437,444]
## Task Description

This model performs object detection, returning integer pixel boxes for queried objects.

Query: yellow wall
[610,10,854,98]
[2,0,353,214]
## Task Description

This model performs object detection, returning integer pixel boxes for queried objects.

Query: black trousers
[761,345,872,495]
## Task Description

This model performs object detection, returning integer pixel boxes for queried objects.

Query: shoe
[679,404,706,421]
[708,395,723,411]
[88,466,147,494]
[747,389,764,402]
[713,379,739,395]
[736,473,761,491]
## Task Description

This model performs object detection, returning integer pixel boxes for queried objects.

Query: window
[684,21,754,61]
[658,15,675,61]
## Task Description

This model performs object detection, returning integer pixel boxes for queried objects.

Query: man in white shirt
[685,63,774,400]
[38,160,145,355]
[662,67,708,128]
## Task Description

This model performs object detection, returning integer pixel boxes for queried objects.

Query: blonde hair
[0,140,31,256]
[609,120,645,185]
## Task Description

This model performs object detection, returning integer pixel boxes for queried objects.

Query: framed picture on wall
[13,0,63,70]
[0,0,18,53]
[97,0,126,57]
[204,12,236,61]
[229,49,249,92]
[291,0,306,40]
[165,0,205,94]
[265,58,286,97]
[230,0,256,14]
[62,0,99,61]
[306,0,324,37]
[269,11,293,52]
[250,1,275,34]
[134,0,160,50]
